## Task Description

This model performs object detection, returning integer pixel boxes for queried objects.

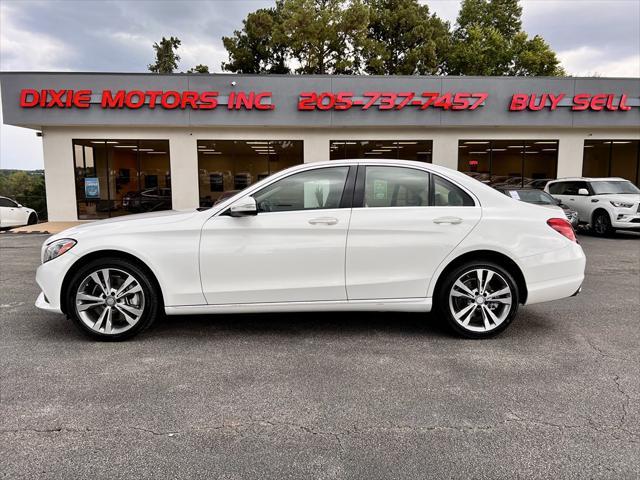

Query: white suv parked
[545,177,640,236]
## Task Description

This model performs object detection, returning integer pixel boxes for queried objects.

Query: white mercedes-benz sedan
[36,160,586,340]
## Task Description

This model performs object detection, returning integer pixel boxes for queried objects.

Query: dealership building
[1,72,638,221]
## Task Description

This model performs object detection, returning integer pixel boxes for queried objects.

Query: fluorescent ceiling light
[612,141,631,144]
[90,140,119,144]
[525,151,539,154]
[584,145,594,148]
[507,146,525,148]
[204,152,222,155]
[458,145,468,148]
[200,149,217,152]
[147,151,167,154]
[542,149,557,151]
[534,141,557,144]
[364,152,382,155]
[397,141,418,145]
[246,141,269,145]
[114,145,137,148]
[464,141,489,144]
[469,151,487,154]
[417,151,431,154]
[137,148,153,152]
[490,148,507,151]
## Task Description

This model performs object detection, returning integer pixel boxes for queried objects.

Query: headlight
[42,239,76,263]
[610,201,633,208]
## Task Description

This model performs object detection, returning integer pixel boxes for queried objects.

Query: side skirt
[165,297,432,315]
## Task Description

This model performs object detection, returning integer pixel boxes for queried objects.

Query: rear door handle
[309,217,338,225]
[433,216,463,225]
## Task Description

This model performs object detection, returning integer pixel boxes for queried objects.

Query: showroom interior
[1,72,638,221]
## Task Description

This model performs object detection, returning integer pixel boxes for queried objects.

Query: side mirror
[229,196,257,217]
[16,203,23,208]
[577,188,589,196]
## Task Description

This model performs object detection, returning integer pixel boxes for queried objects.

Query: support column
[431,132,459,171]
[42,128,78,221]
[303,132,329,163]
[169,131,199,210]
[557,133,585,178]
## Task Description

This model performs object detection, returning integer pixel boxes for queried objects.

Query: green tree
[148,36,182,73]
[277,0,369,74]
[187,64,210,74]
[222,3,290,74]
[363,0,450,75]
[447,0,563,75]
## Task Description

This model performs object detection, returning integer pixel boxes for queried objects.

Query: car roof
[548,177,627,182]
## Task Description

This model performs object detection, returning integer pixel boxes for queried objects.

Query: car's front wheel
[65,258,160,340]
[592,210,614,237]
[437,261,519,339]
[27,213,37,225]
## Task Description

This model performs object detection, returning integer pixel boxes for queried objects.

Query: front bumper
[35,251,78,314]
[611,212,640,230]
[35,292,62,314]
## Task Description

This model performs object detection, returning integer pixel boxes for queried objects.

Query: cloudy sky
[1,0,639,170]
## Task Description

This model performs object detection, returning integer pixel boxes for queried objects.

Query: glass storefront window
[582,140,639,186]
[197,140,303,207]
[73,139,171,219]
[457,140,558,188]
[330,140,432,162]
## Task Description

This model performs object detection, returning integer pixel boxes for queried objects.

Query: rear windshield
[504,189,556,205]
[590,181,640,195]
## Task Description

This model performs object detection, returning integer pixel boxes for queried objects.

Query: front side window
[363,166,430,207]
[253,167,349,213]
[433,175,475,206]
[0,198,17,207]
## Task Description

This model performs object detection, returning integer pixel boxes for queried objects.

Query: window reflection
[197,140,303,207]
[330,140,432,162]
[457,140,558,188]
[583,140,639,186]
[73,139,172,220]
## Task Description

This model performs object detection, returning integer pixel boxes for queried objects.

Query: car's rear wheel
[65,258,160,341]
[437,261,519,339]
[592,210,613,237]
[27,213,37,225]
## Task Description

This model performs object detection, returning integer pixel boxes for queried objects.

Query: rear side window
[363,166,430,207]
[0,198,17,207]
[548,182,565,194]
[432,175,475,206]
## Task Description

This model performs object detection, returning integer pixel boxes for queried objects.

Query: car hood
[593,193,640,204]
[48,209,201,243]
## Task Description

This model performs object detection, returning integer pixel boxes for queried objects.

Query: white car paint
[0,196,37,228]
[545,177,640,231]
[35,160,585,328]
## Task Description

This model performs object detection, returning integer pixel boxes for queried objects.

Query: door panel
[200,208,350,304]
[345,206,481,299]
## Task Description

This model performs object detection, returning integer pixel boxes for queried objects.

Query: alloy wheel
[593,213,608,235]
[448,268,513,333]
[75,268,146,335]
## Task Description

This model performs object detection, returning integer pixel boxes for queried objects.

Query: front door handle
[309,217,338,225]
[433,216,463,225]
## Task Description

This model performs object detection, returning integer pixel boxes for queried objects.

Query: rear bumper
[520,242,586,305]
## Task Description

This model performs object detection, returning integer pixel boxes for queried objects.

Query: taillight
[547,218,577,242]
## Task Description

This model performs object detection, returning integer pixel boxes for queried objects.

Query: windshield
[590,181,640,195]
[505,189,556,205]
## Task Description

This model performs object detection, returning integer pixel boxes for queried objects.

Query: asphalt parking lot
[1,233,638,479]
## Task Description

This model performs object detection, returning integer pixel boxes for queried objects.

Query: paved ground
[1,233,638,479]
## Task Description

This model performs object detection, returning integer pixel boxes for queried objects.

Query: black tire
[436,261,519,339]
[27,213,37,225]
[592,210,614,237]
[64,257,161,341]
